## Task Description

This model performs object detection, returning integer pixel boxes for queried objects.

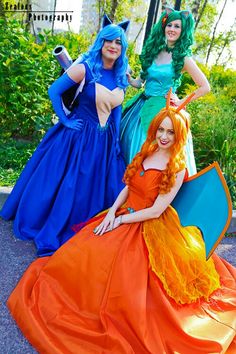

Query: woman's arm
[127,73,144,89]
[119,169,185,224]
[66,63,85,83]
[94,186,129,235]
[170,57,210,106]
[48,64,85,130]
[109,186,129,213]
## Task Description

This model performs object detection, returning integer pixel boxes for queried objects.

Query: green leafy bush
[0,19,92,139]
[0,138,38,186]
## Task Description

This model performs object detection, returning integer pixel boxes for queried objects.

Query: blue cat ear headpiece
[102,14,112,28]
[118,19,130,32]
[102,14,130,32]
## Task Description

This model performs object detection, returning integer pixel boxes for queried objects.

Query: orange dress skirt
[8,169,236,353]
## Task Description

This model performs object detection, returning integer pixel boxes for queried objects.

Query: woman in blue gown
[120,6,210,175]
[0,22,129,256]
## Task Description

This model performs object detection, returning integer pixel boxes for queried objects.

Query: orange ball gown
[8,167,236,353]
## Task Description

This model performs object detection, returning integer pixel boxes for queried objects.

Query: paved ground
[0,192,235,353]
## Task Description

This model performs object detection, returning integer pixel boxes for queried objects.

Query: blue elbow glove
[48,73,83,130]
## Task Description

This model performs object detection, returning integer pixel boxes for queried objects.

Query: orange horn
[176,92,195,112]
[166,88,172,109]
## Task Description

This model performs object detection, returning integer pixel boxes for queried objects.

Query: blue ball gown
[120,62,197,176]
[0,62,126,256]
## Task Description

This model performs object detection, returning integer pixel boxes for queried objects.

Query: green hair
[140,9,195,87]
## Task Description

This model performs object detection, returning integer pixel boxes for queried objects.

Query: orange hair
[123,107,190,194]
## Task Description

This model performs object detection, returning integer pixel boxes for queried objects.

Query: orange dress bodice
[125,166,162,211]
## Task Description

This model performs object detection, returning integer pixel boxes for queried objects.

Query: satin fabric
[8,169,236,353]
[1,63,125,256]
[120,63,197,176]
[144,62,178,97]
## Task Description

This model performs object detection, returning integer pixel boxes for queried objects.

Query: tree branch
[206,0,228,65]
[195,0,208,30]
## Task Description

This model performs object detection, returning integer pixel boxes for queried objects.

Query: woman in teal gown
[120,6,210,176]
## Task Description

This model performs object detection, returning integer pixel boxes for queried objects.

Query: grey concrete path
[0,189,38,353]
[0,189,235,353]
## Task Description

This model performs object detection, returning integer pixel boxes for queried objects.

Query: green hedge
[0,19,92,139]
[181,66,236,206]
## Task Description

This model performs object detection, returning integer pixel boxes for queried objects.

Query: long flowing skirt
[1,122,125,256]
[8,206,236,353]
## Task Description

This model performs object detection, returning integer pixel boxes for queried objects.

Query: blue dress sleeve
[48,73,81,129]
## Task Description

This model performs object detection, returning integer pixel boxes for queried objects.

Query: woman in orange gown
[8,101,236,353]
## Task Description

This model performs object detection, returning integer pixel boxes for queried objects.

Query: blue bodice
[145,62,178,97]
[74,63,124,128]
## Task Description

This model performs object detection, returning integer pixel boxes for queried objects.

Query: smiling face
[102,37,122,64]
[165,19,182,45]
[156,116,175,151]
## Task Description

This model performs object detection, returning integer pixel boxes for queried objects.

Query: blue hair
[82,24,129,89]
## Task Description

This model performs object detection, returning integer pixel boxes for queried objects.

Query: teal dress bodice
[145,62,178,97]
[139,62,179,134]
